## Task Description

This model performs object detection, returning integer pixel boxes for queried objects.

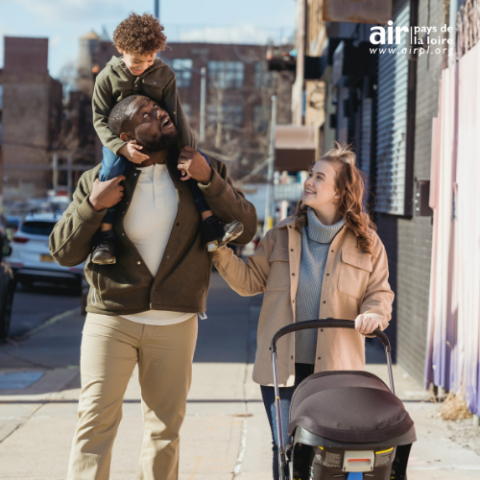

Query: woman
[212,144,394,479]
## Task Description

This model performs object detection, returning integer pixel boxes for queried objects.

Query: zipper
[199,312,208,320]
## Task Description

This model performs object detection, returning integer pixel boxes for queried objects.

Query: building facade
[96,40,294,180]
[299,0,452,383]
[1,37,63,201]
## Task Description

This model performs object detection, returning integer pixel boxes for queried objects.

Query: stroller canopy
[288,371,414,443]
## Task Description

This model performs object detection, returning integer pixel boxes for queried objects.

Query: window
[254,62,273,89]
[253,105,269,132]
[162,58,193,88]
[21,221,56,236]
[208,61,244,89]
[207,104,243,127]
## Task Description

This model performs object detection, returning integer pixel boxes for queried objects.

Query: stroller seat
[288,371,414,443]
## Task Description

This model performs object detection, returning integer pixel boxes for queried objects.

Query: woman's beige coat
[213,216,394,387]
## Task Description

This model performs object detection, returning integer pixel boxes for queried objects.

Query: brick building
[1,37,63,201]
[95,40,294,180]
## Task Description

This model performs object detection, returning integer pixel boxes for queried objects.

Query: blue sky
[0,0,296,79]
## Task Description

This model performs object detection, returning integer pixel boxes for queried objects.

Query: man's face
[123,97,179,152]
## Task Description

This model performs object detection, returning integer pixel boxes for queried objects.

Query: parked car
[5,215,21,240]
[0,235,16,340]
[7,212,85,291]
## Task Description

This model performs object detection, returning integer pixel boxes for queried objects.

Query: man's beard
[136,128,179,152]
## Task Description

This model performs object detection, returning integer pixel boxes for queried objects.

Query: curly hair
[294,142,377,256]
[113,13,167,55]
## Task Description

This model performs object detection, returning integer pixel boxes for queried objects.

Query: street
[0,273,479,479]
[8,283,81,339]
[1,0,480,478]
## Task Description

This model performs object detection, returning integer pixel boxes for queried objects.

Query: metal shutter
[375,0,410,215]
[360,97,373,176]
[337,86,350,146]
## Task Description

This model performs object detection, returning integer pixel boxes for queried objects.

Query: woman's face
[302,160,340,214]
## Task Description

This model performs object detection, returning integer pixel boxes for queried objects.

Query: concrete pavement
[1,272,479,479]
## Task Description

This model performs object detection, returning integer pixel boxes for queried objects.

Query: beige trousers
[67,313,198,480]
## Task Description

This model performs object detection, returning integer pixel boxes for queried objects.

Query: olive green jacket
[49,153,257,316]
[93,56,196,156]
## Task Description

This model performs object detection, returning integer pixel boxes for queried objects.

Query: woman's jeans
[261,363,315,480]
[99,146,211,224]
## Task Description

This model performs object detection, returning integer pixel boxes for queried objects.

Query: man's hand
[178,146,212,184]
[355,313,384,335]
[118,140,149,164]
[89,175,126,212]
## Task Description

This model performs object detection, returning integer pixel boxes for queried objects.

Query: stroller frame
[270,319,396,480]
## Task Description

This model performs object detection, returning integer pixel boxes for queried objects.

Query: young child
[91,13,244,264]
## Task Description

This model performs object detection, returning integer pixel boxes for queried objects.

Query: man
[50,94,257,480]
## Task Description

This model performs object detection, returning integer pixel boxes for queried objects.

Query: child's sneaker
[92,231,117,265]
[201,217,244,252]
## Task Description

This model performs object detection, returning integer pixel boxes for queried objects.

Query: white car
[7,212,85,290]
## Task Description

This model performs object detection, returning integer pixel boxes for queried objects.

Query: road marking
[188,456,202,480]
[25,307,80,337]
[233,418,247,477]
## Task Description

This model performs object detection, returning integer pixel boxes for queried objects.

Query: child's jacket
[93,56,196,156]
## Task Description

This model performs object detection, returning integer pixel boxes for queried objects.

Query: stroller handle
[269,319,395,480]
[270,318,391,353]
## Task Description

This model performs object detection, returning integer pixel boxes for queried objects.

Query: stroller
[270,319,416,480]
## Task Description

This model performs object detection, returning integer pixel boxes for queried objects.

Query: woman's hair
[113,13,167,55]
[294,142,377,256]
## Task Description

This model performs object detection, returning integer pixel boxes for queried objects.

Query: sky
[0,0,296,79]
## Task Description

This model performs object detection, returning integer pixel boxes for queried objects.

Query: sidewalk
[0,272,479,479]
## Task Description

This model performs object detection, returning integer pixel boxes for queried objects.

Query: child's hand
[119,140,149,164]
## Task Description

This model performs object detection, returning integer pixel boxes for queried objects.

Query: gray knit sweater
[295,209,345,364]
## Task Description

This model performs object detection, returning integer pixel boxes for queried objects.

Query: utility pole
[67,154,73,200]
[52,154,58,195]
[292,0,306,125]
[154,0,160,21]
[215,89,224,150]
[264,95,277,235]
[199,67,206,145]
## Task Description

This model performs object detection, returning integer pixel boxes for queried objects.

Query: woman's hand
[355,313,384,335]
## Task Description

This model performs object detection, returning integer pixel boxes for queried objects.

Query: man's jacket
[49,154,257,316]
[93,56,195,155]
